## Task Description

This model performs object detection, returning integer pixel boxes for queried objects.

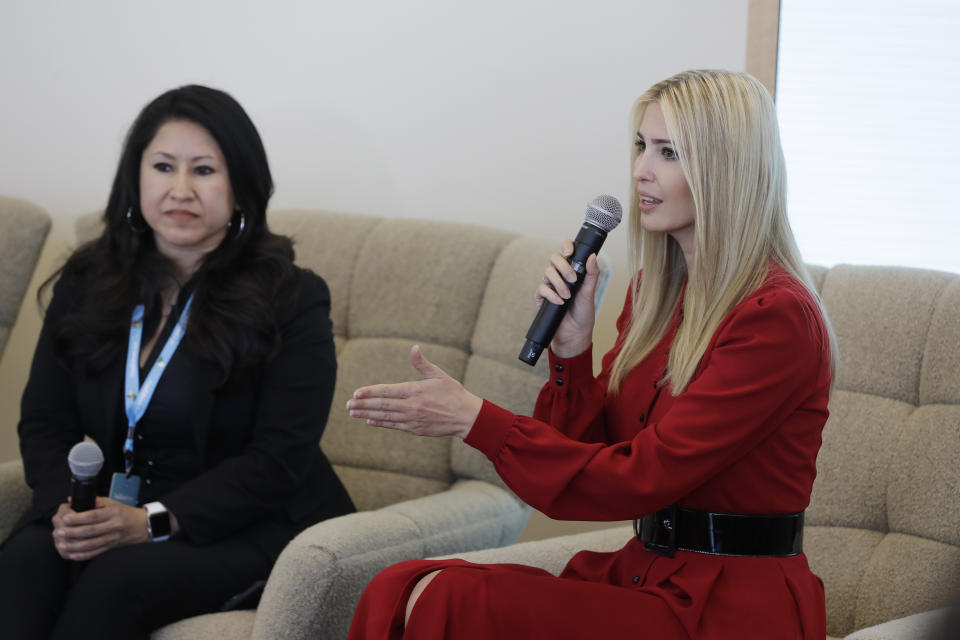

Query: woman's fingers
[347,401,406,420]
[533,239,584,306]
[364,418,403,429]
[56,529,116,552]
[54,517,119,560]
[52,498,149,560]
[348,344,481,440]
[351,401,416,427]
[51,503,71,529]
[548,253,577,293]
[536,281,565,306]
[353,381,414,400]
[574,253,600,305]
[57,520,111,541]
[353,347,447,401]
[354,410,403,423]
[56,538,113,561]
[536,250,579,306]
[56,504,108,528]
[551,249,578,283]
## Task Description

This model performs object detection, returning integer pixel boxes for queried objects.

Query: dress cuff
[464,399,515,463]
[546,344,595,390]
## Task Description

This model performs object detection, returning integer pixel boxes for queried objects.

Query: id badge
[109,472,141,506]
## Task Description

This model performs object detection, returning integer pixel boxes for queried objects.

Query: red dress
[348,266,832,639]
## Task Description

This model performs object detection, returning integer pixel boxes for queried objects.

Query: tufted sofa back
[805,264,960,637]
[268,210,565,509]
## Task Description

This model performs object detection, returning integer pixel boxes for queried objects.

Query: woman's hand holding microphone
[535,240,600,359]
[52,498,151,561]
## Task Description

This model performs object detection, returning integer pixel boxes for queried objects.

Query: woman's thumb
[579,254,600,297]
[410,345,441,379]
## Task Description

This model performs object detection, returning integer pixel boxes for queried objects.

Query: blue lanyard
[123,292,195,475]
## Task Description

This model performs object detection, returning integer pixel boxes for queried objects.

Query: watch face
[149,510,172,539]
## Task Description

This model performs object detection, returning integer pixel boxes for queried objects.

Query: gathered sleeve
[532,347,606,443]
[530,288,636,444]
[465,288,829,521]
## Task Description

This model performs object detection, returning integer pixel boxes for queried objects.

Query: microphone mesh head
[585,195,623,232]
[68,441,104,480]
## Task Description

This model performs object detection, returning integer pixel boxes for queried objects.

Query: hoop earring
[233,210,246,239]
[126,208,147,233]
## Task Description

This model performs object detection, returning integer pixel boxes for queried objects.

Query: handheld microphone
[519,195,622,366]
[68,442,104,512]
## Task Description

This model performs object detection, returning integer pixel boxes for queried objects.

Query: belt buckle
[641,503,677,558]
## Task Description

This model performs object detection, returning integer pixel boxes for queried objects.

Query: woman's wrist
[550,338,592,359]
[458,392,484,440]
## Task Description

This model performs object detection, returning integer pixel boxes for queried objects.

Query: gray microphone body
[68,441,104,512]
[519,195,623,366]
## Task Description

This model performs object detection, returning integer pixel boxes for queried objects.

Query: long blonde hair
[608,69,837,394]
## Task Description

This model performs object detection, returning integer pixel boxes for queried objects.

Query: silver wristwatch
[144,501,172,542]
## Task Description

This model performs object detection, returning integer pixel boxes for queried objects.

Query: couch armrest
[0,459,31,541]
[845,607,958,640]
[251,480,529,640]
[435,524,633,575]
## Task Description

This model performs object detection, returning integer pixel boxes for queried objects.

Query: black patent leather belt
[634,504,804,558]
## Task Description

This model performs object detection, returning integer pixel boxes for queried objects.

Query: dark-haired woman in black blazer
[0,85,354,639]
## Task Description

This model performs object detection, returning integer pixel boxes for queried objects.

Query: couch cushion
[347,218,513,350]
[152,610,255,640]
[808,265,960,637]
[854,533,960,631]
[822,265,954,405]
[322,338,466,505]
[806,263,828,294]
[0,196,50,357]
[845,608,958,640]
[469,235,557,377]
[445,524,634,576]
[451,234,562,487]
[452,355,549,486]
[74,210,103,244]
[270,209,381,341]
[919,277,960,405]
[807,390,912,531]
[332,465,448,512]
[804,525,885,637]
[887,405,960,547]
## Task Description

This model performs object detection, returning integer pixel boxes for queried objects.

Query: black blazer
[14,268,354,551]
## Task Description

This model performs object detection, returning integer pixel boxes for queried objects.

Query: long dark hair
[43,85,298,379]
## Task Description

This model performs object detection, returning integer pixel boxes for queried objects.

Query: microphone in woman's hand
[519,195,622,366]
[68,442,104,512]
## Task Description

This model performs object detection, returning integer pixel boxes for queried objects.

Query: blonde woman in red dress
[345,69,837,639]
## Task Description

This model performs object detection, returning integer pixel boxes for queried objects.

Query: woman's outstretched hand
[346,345,483,440]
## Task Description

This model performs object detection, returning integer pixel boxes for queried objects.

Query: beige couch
[0,209,612,639]
[0,196,51,360]
[0,197,51,539]
[442,264,960,639]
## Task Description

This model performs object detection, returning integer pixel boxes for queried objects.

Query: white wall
[0,0,749,491]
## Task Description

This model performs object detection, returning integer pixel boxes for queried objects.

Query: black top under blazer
[14,267,355,553]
